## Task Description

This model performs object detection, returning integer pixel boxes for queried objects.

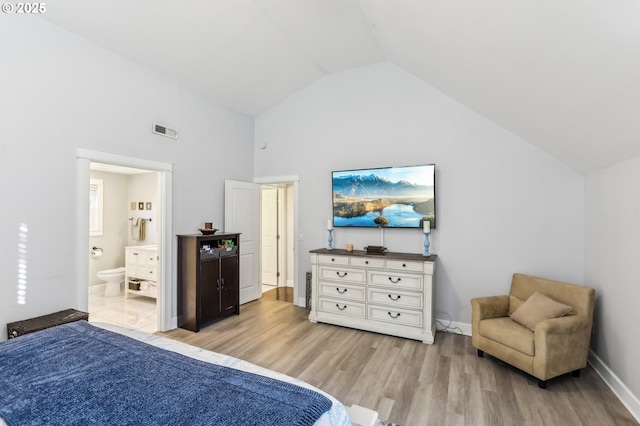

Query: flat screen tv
[332,164,436,228]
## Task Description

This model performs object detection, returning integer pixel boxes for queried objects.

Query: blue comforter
[0,321,331,426]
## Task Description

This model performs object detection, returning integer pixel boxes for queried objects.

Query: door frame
[76,148,174,331]
[254,176,301,306]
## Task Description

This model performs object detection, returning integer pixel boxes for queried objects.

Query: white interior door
[224,180,260,304]
[261,186,278,286]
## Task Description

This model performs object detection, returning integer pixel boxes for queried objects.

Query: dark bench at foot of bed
[7,309,89,339]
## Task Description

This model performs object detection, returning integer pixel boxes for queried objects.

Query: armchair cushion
[479,317,534,356]
[510,291,572,331]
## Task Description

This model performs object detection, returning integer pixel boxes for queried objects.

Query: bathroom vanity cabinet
[124,245,158,299]
[177,233,240,332]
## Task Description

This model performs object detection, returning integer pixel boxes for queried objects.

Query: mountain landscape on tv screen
[332,174,433,198]
[332,174,435,227]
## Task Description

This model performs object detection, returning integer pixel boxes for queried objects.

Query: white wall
[127,172,159,246]
[584,157,640,405]
[0,17,254,339]
[255,62,584,325]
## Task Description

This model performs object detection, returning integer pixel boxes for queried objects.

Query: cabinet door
[219,256,239,316]
[125,249,138,276]
[199,258,220,324]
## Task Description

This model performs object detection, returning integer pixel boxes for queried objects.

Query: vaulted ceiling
[40,0,640,173]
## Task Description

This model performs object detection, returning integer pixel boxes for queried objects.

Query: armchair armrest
[535,315,591,335]
[533,315,593,379]
[471,295,509,321]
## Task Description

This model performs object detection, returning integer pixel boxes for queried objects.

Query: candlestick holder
[327,229,334,250]
[423,231,430,256]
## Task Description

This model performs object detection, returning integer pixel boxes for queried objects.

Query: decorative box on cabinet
[309,248,437,344]
[125,245,158,299]
[177,233,240,332]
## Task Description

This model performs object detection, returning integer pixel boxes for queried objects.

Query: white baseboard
[89,284,106,295]
[435,318,472,336]
[588,349,640,423]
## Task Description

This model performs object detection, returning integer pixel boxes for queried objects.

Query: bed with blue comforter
[0,321,351,426]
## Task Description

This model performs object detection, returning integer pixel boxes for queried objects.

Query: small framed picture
[138,202,144,210]
[130,202,136,210]
[146,202,152,210]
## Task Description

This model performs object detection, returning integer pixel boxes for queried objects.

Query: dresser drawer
[368,305,423,328]
[318,254,349,266]
[318,298,366,318]
[386,259,424,273]
[368,270,423,291]
[350,256,385,268]
[319,283,366,302]
[318,266,366,284]
[368,288,423,310]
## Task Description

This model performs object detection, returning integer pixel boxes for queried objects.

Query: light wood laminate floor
[159,298,637,426]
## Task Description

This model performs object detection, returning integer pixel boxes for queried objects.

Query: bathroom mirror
[89,178,104,236]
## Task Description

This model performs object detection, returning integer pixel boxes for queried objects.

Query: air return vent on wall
[152,123,178,139]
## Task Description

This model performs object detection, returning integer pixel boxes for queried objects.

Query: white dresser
[125,245,158,299]
[309,248,436,344]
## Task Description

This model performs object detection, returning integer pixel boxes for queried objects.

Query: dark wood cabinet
[177,233,240,332]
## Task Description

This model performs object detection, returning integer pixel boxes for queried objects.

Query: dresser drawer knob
[331,258,335,262]
[402,263,406,267]
[388,312,401,319]
[336,304,347,311]
[388,277,402,283]
[336,287,348,294]
[388,294,401,301]
[365,260,369,264]
[336,271,348,278]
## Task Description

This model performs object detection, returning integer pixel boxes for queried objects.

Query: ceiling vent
[152,123,178,139]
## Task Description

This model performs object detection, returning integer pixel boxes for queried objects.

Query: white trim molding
[76,148,173,172]
[436,318,472,336]
[588,350,640,423]
[254,175,302,307]
[254,175,300,184]
[76,148,174,332]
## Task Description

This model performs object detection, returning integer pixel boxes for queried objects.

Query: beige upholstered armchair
[471,273,595,389]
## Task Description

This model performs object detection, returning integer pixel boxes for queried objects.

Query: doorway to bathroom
[76,148,173,334]
[88,162,160,333]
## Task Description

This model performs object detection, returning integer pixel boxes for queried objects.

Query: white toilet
[97,267,126,297]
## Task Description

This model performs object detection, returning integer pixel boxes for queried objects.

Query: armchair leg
[477,349,484,358]
[537,380,547,389]
[572,369,581,378]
